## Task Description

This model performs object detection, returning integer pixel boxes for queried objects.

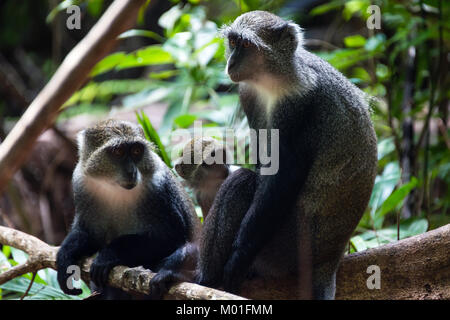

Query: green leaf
[87,0,103,17]
[375,63,390,81]
[350,235,368,252]
[0,277,80,300]
[310,0,345,16]
[404,219,428,237]
[158,5,183,33]
[375,177,418,221]
[351,67,371,82]
[46,0,78,24]
[10,248,28,265]
[122,87,171,109]
[369,162,401,221]
[116,46,174,70]
[149,70,179,80]
[364,34,386,52]
[90,52,127,77]
[174,114,197,128]
[136,111,171,167]
[344,35,366,48]
[2,245,11,259]
[118,29,165,43]
[343,0,367,21]
[316,48,368,71]
[377,137,395,160]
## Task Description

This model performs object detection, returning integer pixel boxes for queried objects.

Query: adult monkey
[195,11,377,299]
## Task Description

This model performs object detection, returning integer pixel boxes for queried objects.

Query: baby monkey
[174,137,237,219]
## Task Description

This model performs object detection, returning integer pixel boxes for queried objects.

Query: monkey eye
[131,144,144,157]
[229,39,236,48]
[112,146,125,158]
[243,40,251,48]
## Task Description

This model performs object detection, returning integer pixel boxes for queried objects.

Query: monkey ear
[80,127,103,155]
[269,21,289,38]
[136,126,145,138]
[271,21,303,47]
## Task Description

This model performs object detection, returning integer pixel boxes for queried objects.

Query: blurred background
[0,0,448,299]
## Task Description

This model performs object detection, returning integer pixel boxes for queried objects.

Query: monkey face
[105,142,145,189]
[221,11,303,83]
[225,34,265,83]
[84,141,147,190]
[80,120,154,190]
[174,138,230,187]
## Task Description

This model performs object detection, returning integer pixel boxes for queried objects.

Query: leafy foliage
[0,246,90,300]
[309,0,449,251]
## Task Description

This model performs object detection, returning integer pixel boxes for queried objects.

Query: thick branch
[0,0,146,194]
[335,223,450,299]
[239,224,450,300]
[0,226,245,300]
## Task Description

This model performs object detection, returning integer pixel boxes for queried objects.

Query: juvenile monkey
[174,137,237,219]
[195,11,378,299]
[56,120,199,299]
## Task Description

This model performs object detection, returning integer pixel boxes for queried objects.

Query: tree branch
[1,225,449,299]
[238,224,450,300]
[0,0,147,194]
[0,226,245,300]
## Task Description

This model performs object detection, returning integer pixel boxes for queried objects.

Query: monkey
[195,11,378,299]
[174,137,239,219]
[56,119,199,299]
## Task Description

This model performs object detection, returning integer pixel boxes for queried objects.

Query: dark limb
[56,227,98,295]
[148,242,199,299]
[223,144,310,293]
[196,168,257,288]
[90,233,177,288]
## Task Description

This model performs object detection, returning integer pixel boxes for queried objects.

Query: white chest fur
[84,175,144,210]
[246,74,287,121]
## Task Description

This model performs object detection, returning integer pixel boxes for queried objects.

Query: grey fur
[174,137,232,219]
[72,119,198,245]
[198,11,378,299]
[57,120,199,298]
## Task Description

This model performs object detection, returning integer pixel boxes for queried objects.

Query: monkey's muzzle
[120,181,137,190]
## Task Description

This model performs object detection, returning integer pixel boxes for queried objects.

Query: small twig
[20,271,37,300]
[438,118,450,149]
[0,262,35,285]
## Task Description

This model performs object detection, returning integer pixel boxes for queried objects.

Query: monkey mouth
[227,70,241,83]
[119,181,137,190]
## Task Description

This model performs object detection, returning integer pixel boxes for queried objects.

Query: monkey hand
[222,249,249,294]
[89,250,119,288]
[148,269,175,300]
[56,263,83,295]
